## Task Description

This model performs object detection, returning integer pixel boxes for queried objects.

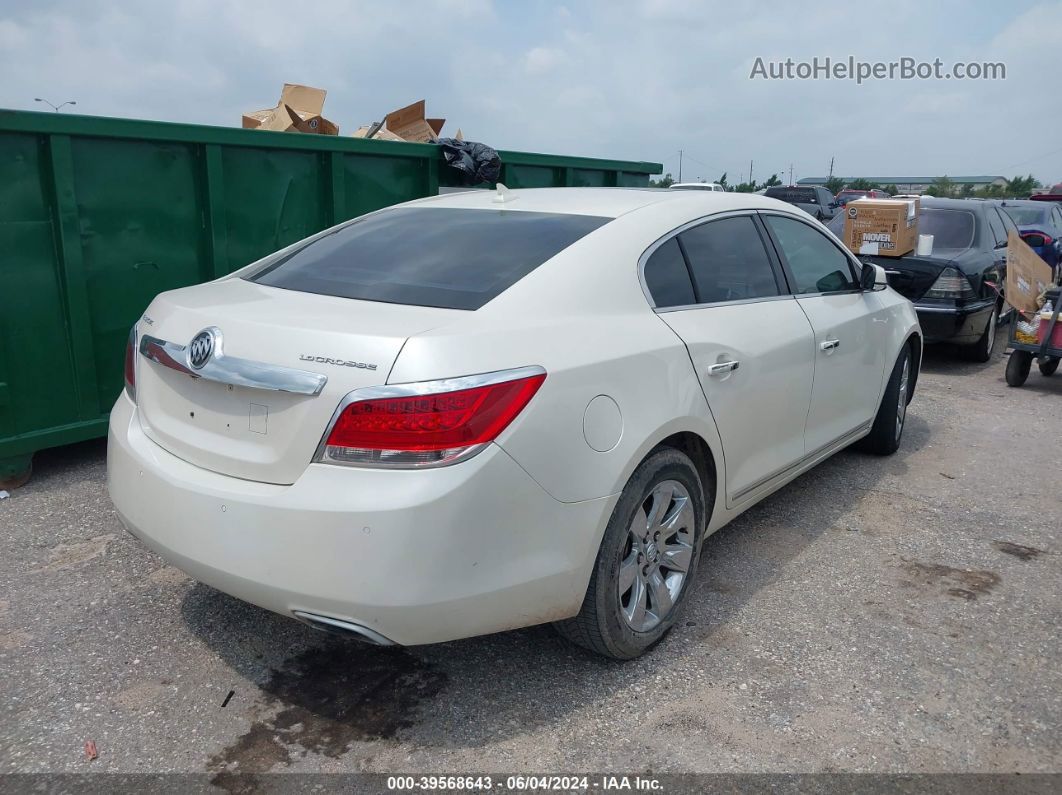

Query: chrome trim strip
[913,300,994,315]
[653,294,795,314]
[730,420,873,503]
[312,365,547,469]
[139,333,327,396]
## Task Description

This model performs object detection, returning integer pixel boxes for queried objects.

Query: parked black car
[828,197,1016,361]
[765,186,840,221]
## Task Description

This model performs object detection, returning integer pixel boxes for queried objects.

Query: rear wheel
[554,448,707,659]
[1006,351,1033,386]
[857,345,911,456]
[962,305,998,362]
[1039,357,1060,376]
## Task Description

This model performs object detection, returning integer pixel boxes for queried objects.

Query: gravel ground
[1,338,1060,783]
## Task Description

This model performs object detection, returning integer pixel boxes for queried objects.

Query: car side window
[986,207,1007,246]
[1052,207,1062,227]
[998,207,1018,237]
[678,216,781,303]
[764,215,857,294]
[643,237,695,308]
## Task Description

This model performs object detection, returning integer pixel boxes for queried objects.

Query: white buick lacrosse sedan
[108,187,920,659]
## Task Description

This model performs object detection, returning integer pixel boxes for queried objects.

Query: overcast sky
[2,0,1060,185]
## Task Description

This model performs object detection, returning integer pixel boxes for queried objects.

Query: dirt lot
[1,339,1060,783]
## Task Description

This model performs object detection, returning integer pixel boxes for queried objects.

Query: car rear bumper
[914,300,994,344]
[106,393,615,645]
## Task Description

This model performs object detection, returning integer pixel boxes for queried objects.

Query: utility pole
[749,160,754,187]
[678,150,683,183]
[789,163,794,186]
[828,156,834,179]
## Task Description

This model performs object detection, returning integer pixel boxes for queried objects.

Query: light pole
[35,98,77,112]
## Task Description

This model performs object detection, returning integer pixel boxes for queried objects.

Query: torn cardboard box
[1006,230,1054,314]
[353,100,449,143]
[242,84,338,135]
[841,198,919,258]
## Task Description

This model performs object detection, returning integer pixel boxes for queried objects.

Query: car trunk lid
[135,278,461,484]
[861,253,958,301]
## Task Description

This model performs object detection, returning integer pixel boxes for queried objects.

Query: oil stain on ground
[899,558,1000,601]
[994,541,1045,561]
[208,639,447,790]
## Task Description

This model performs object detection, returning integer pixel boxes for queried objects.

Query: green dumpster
[0,109,661,484]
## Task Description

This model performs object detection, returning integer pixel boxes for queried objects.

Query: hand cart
[1006,285,1062,386]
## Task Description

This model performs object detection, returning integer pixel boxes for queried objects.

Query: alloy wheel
[618,480,695,632]
[895,356,910,441]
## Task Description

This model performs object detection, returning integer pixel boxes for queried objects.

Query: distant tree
[847,178,880,191]
[761,174,782,188]
[649,172,674,188]
[1005,174,1042,197]
[733,181,757,193]
[975,183,1005,198]
[930,176,956,196]
[716,172,729,190]
[824,176,845,195]
[960,182,975,197]
[884,184,899,195]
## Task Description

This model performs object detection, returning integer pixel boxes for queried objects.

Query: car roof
[999,199,1050,209]
[407,186,790,219]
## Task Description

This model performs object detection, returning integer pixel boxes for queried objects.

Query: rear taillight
[124,327,137,402]
[316,367,546,469]
[1021,231,1052,248]
[924,267,976,300]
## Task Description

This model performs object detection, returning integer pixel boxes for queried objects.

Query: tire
[961,305,998,362]
[1039,357,1060,376]
[857,344,911,456]
[554,448,708,659]
[1006,351,1033,387]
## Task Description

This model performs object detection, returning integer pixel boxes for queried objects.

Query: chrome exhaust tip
[292,611,395,646]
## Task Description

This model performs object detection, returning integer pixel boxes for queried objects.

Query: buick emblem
[188,329,216,369]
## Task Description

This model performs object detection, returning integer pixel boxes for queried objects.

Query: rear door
[645,212,816,504]
[761,212,888,454]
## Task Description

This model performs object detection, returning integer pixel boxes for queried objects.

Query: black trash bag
[437,138,501,186]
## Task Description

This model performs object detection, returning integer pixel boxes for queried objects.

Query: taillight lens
[316,367,546,468]
[924,267,976,300]
[1022,232,1051,248]
[124,327,137,402]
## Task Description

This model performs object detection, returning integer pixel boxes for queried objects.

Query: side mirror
[860,261,888,291]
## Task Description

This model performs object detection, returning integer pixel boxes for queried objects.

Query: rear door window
[247,207,610,310]
[985,207,1007,247]
[643,238,696,308]
[679,216,782,303]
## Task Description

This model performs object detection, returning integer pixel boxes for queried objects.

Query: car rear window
[1003,206,1048,225]
[918,209,976,250]
[826,206,976,251]
[246,207,610,310]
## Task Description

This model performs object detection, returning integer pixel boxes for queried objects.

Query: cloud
[1,0,1059,183]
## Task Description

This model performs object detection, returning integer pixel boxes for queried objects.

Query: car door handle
[707,360,740,376]
[820,339,840,352]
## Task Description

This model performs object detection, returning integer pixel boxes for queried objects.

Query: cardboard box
[1006,230,1054,314]
[841,198,919,258]
[383,100,444,142]
[242,83,338,135]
